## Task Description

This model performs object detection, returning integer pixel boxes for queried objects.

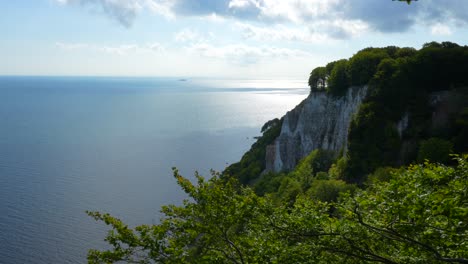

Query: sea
[0,76,308,263]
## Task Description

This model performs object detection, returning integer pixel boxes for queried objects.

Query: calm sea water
[0,76,308,263]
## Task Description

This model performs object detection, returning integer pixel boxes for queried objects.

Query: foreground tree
[334,156,468,263]
[87,169,280,263]
[88,156,468,263]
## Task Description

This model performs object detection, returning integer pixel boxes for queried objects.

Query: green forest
[88,42,468,263]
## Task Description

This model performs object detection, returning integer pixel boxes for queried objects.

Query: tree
[306,179,355,202]
[328,156,347,180]
[423,41,443,49]
[88,157,468,263]
[417,137,453,164]
[291,149,335,180]
[345,102,401,182]
[308,67,327,92]
[395,47,417,58]
[224,117,284,184]
[347,49,389,86]
[88,169,275,263]
[327,59,349,96]
[335,156,468,263]
[261,118,280,133]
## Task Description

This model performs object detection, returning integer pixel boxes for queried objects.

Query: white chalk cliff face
[265,86,368,172]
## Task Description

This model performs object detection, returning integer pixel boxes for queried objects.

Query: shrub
[306,179,356,202]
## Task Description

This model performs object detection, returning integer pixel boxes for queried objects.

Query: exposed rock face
[265,86,368,172]
[397,113,409,138]
[429,90,465,130]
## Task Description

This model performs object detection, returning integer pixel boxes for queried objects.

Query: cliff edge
[265,86,368,172]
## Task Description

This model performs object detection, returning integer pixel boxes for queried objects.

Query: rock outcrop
[265,86,368,172]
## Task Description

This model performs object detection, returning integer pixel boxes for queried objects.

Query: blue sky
[2,0,468,78]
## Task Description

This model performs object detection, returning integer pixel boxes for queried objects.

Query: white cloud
[228,0,255,9]
[56,42,165,55]
[174,29,203,43]
[146,42,165,52]
[256,0,340,23]
[100,44,139,55]
[56,0,173,27]
[186,43,311,65]
[235,19,368,42]
[57,0,143,27]
[56,0,468,36]
[235,22,324,42]
[430,23,453,36]
[144,0,175,19]
[201,13,226,23]
[174,28,217,44]
[309,19,369,40]
[55,42,90,50]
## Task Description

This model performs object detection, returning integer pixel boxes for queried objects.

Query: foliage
[89,169,273,264]
[328,156,347,180]
[260,118,280,133]
[346,103,401,182]
[394,0,417,4]
[327,59,349,96]
[345,42,468,181]
[224,117,284,184]
[453,107,468,152]
[365,166,400,186]
[253,149,339,204]
[230,42,467,185]
[335,156,468,263]
[289,149,335,186]
[89,158,468,264]
[87,41,468,263]
[418,137,454,164]
[395,47,417,58]
[306,179,355,203]
[253,171,286,196]
[347,49,390,86]
[276,176,303,206]
[308,66,327,92]
[315,171,329,180]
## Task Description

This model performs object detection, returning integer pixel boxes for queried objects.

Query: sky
[1,0,468,79]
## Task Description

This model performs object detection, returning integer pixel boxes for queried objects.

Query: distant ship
[178,78,188,82]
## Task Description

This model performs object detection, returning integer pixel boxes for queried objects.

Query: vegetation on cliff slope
[224,117,284,185]
[228,42,468,186]
[309,42,468,183]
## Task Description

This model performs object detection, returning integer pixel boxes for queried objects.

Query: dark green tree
[327,59,349,96]
[347,49,389,86]
[308,66,327,92]
[417,137,453,164]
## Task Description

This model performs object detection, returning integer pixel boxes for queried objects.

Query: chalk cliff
[265,86,368,172]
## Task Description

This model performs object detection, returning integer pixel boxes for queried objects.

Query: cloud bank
[57,0,467,39]
[57,0,142,28]
[186,43,311,65]
[56,41,165,55]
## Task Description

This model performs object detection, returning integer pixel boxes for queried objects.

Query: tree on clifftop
[308,66,327,92]
[327,59,349,95]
